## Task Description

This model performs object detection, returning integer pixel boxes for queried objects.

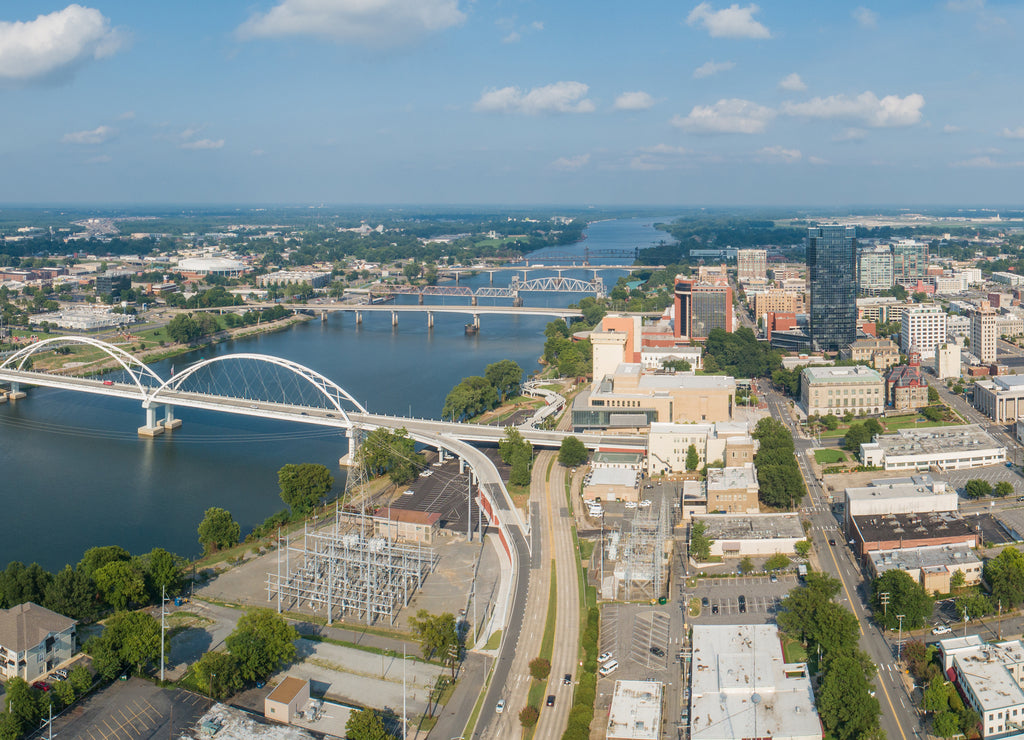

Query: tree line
[442,359,524,422]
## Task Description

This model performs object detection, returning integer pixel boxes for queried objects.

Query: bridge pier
[470,295,478,306]
[355,311,362,325]
[438,448,446,463]
[0,392,7,404]
[138,405,165,437]
[458,457,466,475]
[391,311,398,327]
[320,311,327,323]
[163,405,182,431]
[7,382,25,401]
[427,311,434,329]
[512,295,523,307]
[339,428,361,467]
[418,294,424,305]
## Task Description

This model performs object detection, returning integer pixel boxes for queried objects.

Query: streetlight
[160,586,169,682]
[896,614,905,660]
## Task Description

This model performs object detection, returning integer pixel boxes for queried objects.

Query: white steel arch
[0,337,164,396]
[148,353,368,424]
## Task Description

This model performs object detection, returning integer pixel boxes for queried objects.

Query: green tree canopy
[442,376,499,421]
[42,565,96,622]
[871,569,934,630]
[278,463,334,516]
[844,422,872,453]
[765,553,791,571]
[193,651,243,699]
[685,444,700,471]
[558,436,588,468]
[166,313,202,343]
[142,547,184,598]
[345,708,394,740]
[689,520,713,562]
[984,546,1024,608]
[94,560,147,611]
[225,609,298,683]
[3,678,39,735]
[78,546,131,580]
[964,479,993,499]
[197,507,241,554]
[817,654,881,740]
[358,427,421,484]
[484,359,523,401]
[752,418,803,509]
[995,481,1014,498]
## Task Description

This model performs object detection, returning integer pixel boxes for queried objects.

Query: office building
[850,511,978,559]
[690,624,822,740]
[840,337,900,370]
[938,636,1024,739]
[867,544,982,593]
[857,245,894,293]
[800,365,885,417]
[972,304,999,364]
[859,425,1005,472]
[752,289,801,320]
[257,270,332,289]
[673,276,733,340]
[808,225,857,352]
[892,239,928,284]
[973,375,1024,422]
[736,249,767,282]
[935,343,962,380]
[706,464,760,514]
[606,681,663,740]
[901,304,947,359]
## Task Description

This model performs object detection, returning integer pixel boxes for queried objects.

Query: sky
[0,0,1023,207]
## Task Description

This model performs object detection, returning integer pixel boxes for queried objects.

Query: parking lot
[47,678,206,740]
[688,573,798,623]
[944,464,1024,494]
[388,456,484,534]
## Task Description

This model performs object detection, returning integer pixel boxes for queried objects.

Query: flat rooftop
[588,468,639,487]
[985,375,1024,391]
[706,465,758,492]
[802,365,883,383]
[690,624,821,740]
[852,512,977,544]
[593,451,645,466]
[949,640,1024,711]
[844,476,949,504]
[636,373,735,391]
[697,513,803,540]
[606,680,663,740]
[868,543,980,575]
[869,425,1003,457]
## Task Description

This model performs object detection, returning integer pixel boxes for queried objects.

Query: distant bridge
[369,274,605,302]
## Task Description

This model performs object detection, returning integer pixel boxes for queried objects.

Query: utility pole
[896,614,905,660]
[160,585,167,682]
[999,600,1003,640]
[880,591,890,617]
[964,609,970,638]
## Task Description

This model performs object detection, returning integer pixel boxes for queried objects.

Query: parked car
[738,595,747,613]
[701,596,709,607]
[31,682,49,692]
[599,660,619,676]
[598,651,613,663]
[625,501,638,509]
[932,625,952,635]
[711,604,719,614]
[649,646,666,657]
[770,574,778,583]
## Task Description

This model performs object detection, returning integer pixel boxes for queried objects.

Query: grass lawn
[484,630,502,650]
[883,417,958,431]
[814,449,847,464]
[781,635,808,663]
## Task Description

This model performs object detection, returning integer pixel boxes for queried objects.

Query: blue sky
[0,0,1022,206]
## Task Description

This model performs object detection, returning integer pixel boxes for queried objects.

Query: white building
[939,636,1024,739]
[257,271,332,289]
[736,249,767,282]
[640,346,703,371]
[935,342,962,380]
[606,681,663,740]
[0,603,76,683]
[690,624,822,740]
[900,304,947,359]
[696,513,805,558]
[860,425,1006,472]
[647,421,755,476]
[974,376,1024,423]
[972,305,999,364]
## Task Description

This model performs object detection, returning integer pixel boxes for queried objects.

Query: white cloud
[531,21,544,31]
[778,73,806,92]
[1001,127,1024,139]
[0,5,125,85]
[551,153,590,171]
[686,3,770,39]
[672,98,775,134]
[693,60,735,79]
[502,31,520,43]
[834,127,867,141]
[952,155,1024,168]
[118,110,135,120]
[808,155,829,165]
[61,125,115,145]
[758,145,801,162]
[475,81,595,115]
[782,91,925,127]
[180,138,225,150]
[943,124,963,134]
[613,91,655,111]
[946,0,984,11]
[237,0,466,46]
[629,144,688,171]
[852,7,878,28]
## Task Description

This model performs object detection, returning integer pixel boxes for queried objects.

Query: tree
[442,376,498,421]
[816,655,881,740]
[52,676,75,707]
[197,507,240,554]
[104,610,163,674]
[278,463,334,516]
[519,705,539,729]
[358,427,420,485]
[984,547,1024,608]
[529,657,551,680]
[928,386,941,404]
[225,609,298,683]
[794,540,811,558]
[69,665,92,694]
[43,565,97,621]
[777,572,841,646]
[685,444,700,471]
[86,634,123,680]
[3,678,39,734]
[77,546,131,580]
[166,313,201,343]
[955,592,993,621]
[921,405,944,422]
[765,553,791,571]
[950,569,966,593]
[995,481,1014,498]
[932,711,961,739]
[346,708,393,740]
[409,610,459,662]
[142,547,184,598]
[871,570,933,630]
[844,422,872,453]
[822,414,840,430]
[558,436,588,468]
[689,520,712,562]
[0,712,22,740]
[738,556,754,574]
[192,651,243,699]
[753,418,803,509]
[965,479,993,499]
[484,359,523,402]
[510,441,533,487]
[94,560,147,611]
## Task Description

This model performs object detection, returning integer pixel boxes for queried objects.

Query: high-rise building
[674,276,733,340]
[971,303,998,364]
[736,249,767,282]
[893,239,928,284]
[808,224,857,352]
[900,304,947,359]
[857,245,894,293]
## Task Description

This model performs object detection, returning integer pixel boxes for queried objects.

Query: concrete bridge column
[438,448,446,463]
[339,428,361,467]
[138,405,165,437]
[418,293,424,305]
[458,457,466,475]
[320,311,327,323]
[7,382,25,401]
[470,295,478,306]
[427,311,434,329]
[391,311,399,327]
[163,405,182,430]
[0,392,7,404]
[355,311,362,324]
[473,314,481,329]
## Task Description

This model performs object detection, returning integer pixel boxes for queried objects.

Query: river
[0,216,676,571]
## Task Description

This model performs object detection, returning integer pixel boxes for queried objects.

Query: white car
[495,699,505,714]
[932,625,952,635]
[639,500,652,507]
[598,651,613,663]
[625,501,639,509]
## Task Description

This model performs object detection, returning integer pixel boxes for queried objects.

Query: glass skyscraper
[808,224,857,352]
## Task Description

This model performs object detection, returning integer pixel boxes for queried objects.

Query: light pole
[896,614,905,660]
[160,585,169,682]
